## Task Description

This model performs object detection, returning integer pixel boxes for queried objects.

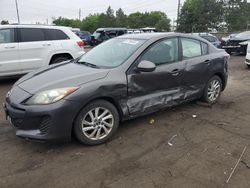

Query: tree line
[178,0,250,33]
[52,6,171,33]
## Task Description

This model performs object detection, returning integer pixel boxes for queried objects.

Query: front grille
[39,116,52,135]
[227,40,241,46]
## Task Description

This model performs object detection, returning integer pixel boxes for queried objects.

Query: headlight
[25,87,78,105]
[239,41,250,45]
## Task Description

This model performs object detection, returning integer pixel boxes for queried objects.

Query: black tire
[74,100,120,145]
[50,56,70,65]
[247,64,250,69]
[202,76,222,104]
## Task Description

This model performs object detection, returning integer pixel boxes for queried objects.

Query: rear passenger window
[0,29,15,43]
[19,28,45,42]
[203,36,216,42]
[44,29,69,40]
[201,42,208,55]
[181,38,202,59]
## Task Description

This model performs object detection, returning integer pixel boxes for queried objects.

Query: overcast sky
[0,0,185,24]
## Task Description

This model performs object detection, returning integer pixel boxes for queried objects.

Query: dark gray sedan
[4,33,229,145]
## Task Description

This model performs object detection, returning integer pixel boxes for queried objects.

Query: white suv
[0,25,85,77]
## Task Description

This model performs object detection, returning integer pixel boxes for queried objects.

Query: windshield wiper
[77,61,99,68]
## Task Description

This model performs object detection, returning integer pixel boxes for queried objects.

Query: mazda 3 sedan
[4,33,229,145]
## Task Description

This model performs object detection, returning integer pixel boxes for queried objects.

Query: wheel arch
[71,96,124,137]
[213,72,226,91]
[49,53,73,65]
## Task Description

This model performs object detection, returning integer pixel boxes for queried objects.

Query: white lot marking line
[226,146,247,183]
[168,134,177,147]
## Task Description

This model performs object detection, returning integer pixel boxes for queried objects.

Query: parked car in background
[245,42,250,68]
[220,33,237,48]
[92,28,127,45]
[0,24,85,77]
[74,30,92,45]
[141,27,157,33]
[127,29,142,34]
[193,33,221,48]
[222,31,250,55]
[4,33,229,145]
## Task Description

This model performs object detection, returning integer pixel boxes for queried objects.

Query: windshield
[78,38,146,68]
[235,31,250,39]
[93,32,101,38]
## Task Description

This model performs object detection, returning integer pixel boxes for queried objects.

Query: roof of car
[0,24,69,29]
[118,32,202,40]
[96,28,127,31]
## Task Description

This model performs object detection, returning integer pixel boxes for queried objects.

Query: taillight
[224,53,230,72]
[77,41,84,47]
[224,53,230,62]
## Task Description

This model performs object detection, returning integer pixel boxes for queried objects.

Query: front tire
[202,76,222,104]
[74,100,120,145]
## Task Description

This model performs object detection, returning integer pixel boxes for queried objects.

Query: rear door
[0,28,21,76]
[18,28,54,71]
[126,37,185,115]
[180,37,212,100]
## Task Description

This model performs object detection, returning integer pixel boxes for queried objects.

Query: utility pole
[176,0,181,30]
[79,8,81,20]
[15,0,20,24]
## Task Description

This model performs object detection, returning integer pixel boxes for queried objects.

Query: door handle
[204,60,211,65]
[171,69,180,76]
[4,46,15,49]
[42,43,52,46]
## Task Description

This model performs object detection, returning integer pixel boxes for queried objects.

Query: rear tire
[74,100,119,145]
[50,56,71,65]
[202,76,222,104]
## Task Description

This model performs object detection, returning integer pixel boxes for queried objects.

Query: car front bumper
[245,53,250,65]
[4,93,82,143]
[222,45,247,54]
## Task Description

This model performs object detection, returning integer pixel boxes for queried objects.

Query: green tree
[224,0,250,31]
[1,20,9,25]
[155,18,171,31]
[52,6,171,33]
[105,6,115,27]
[115,8,127,27]
[127,12,145,28]
[178,0,224,32]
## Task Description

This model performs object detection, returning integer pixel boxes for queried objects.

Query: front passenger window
[140,38,178,65]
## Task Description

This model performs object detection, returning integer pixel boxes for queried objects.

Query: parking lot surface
[0,56,250,188]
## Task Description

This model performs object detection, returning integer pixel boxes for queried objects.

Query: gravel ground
[0,55,250,188]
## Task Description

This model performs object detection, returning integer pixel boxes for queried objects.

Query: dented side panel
[126,61,185,115]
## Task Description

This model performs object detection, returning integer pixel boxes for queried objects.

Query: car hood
[15,61,110,94]
[230,36,250,41]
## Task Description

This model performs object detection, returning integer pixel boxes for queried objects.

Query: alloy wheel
[207,79,221,102]
[81,107,114,140]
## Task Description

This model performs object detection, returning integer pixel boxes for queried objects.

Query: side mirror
[137,60,156,72]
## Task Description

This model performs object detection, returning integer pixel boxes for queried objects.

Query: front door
[126,37,185,115]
